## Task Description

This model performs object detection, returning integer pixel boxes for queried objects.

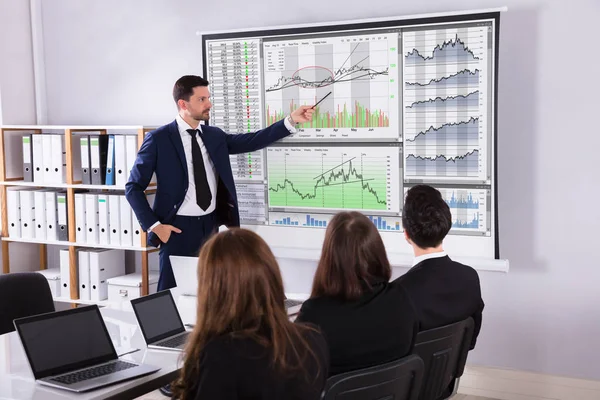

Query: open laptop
[170,255,198,297]
[170,255,304,315]
[13,305,159,393]
[130,289,190,351]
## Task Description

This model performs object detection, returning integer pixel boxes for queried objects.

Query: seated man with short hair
[394,185,484,349]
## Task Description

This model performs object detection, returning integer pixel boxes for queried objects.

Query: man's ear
[177,99,187,111]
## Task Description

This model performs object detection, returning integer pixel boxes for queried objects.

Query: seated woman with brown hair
[172,228,329,400]
[296,211,418,376]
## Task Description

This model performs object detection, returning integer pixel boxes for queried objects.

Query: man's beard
[193,111,210,122]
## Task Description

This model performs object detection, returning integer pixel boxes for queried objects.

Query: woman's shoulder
[202,334,261,357]
[296,295,346,324]
[201,334,236,357]
[293,324,330,375]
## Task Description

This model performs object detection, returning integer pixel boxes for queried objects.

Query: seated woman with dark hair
[296,211,418,376]
[172,228,329,400]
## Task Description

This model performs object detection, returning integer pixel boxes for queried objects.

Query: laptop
[13,305,159,393]
[169,255,304,315]
[284,298,303,315]
[170,255,198,297]
[130,289,190,351]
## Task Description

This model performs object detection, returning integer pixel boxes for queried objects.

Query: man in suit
[394,185,484,349]
[126,75,314,291]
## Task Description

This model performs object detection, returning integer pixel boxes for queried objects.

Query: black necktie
[186,129,212,211]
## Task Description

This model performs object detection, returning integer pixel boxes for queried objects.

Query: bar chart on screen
[404,186,490,236]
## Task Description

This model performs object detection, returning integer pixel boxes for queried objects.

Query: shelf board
[71,241,150,251]
[2,237,71,246]
[69,184,126,190]
[0,181,69,188]
[0,125,148,130]
[0,181,155,191]
[2,237,150,251]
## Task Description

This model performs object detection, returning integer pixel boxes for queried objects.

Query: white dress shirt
[150,115,297,231]
[411,250,447,267]
[175,114,218,216]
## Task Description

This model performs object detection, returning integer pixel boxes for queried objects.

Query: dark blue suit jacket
[125,119,290,246]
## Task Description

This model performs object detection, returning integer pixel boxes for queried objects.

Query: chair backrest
[0,272,55,335]
[411,317,474,400]
[322,354,424,400]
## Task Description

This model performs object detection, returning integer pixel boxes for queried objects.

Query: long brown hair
[311,211,391,301]
[172,228,321,400]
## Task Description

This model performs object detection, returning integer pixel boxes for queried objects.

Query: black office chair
[411,317,474,400]
[0,272,55,335]
[321,354,424,400]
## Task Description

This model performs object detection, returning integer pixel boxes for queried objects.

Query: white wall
[0,0,37,124]
[28,0,600,382]
[0,0,42,274]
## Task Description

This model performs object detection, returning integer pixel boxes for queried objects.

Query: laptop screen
[131,290,185,344]
[14,305,117,380]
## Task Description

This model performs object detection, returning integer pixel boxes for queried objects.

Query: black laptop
[130,290,190,351]
[13,305,159,392]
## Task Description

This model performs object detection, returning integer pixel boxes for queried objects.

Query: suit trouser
[157,213,217,291]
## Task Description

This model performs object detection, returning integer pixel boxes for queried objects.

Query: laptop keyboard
[155,332,189,349]
[285,299,303,308]
[50,360,137,385]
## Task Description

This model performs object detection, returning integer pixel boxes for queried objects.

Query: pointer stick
[312,91,332,109]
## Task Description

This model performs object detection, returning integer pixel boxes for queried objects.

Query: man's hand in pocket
[151,224,182,244]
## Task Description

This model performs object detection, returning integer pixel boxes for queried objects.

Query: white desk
[0,307,181,400]
[175,292,309,326]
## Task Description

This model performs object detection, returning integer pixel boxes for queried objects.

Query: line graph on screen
[403,27,489,182]
[264,34,400,139]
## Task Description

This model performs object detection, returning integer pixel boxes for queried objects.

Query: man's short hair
[173,75,209,105]
[402,185,452,248]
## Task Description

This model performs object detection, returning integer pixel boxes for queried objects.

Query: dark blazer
[125,119,290,246]
[393,255,484,349]
[188,329,329,400]
[296,280,418,376]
